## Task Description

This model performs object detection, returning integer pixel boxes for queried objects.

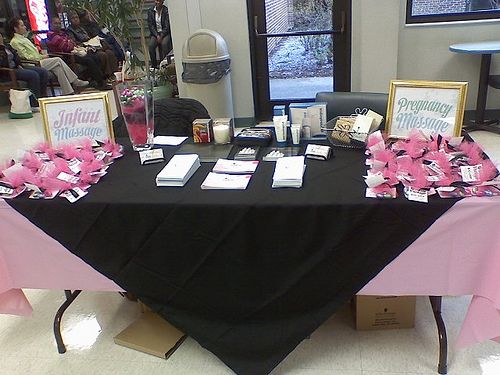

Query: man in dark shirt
[147,0,172,68]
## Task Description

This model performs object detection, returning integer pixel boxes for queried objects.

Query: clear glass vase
[118,80,154,151]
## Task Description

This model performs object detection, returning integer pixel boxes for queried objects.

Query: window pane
[268,35,333,100]
[407,0,500,24]
[265,0,333,33]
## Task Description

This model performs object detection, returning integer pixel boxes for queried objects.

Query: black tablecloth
[6,140,458,374]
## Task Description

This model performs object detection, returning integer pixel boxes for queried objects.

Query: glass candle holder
[212,118,233,144]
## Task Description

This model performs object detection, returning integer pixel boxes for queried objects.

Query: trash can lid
[182,29,230,63]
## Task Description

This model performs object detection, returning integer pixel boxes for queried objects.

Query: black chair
[315,91,389,128]
[489,74,500,90]
[113,97,210,138]
[153,97,210,136]
[0,67,20,93]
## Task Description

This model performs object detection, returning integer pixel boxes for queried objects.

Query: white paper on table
[201,172,252,190]
[404,187,429,203]
[154,136,188,146]
[272,156,305,182]
[364,171,386,188]
[213,159,259,174]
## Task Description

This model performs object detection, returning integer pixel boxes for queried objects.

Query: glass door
[248,0,351,120]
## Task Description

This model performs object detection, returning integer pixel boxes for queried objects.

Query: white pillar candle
[213,124,231,144]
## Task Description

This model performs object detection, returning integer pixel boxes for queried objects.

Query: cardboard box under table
[114,304,186,359]
[353,295,416,330]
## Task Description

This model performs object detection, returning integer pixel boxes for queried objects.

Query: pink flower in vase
[120,85,153,147]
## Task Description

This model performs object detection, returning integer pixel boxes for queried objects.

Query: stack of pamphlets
[212,159,259,174]
[233,147,260,161]
[156,154,200,187]
[304,144,332,160]
[261,147,301,162]
[272,156,306,188]
[201,159,259,190]
[201,173,252,190]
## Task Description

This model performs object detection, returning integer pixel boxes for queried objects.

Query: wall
[397,4,500,110]
[352,0,500,110]
[351,0,400,93]
[169,0,500,119]
[168,0,254,119]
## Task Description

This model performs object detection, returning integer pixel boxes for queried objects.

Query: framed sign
[385,80,468,139]
[39,92,115,146]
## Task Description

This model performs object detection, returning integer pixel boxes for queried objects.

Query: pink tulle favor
[0,137,122,201]
[364,131,499,200]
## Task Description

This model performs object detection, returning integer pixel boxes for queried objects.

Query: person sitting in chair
[46,17,112,90]
[7,17,89,95]
[147,0,172,69]
[0,32,48,109]
[67,11,118,81]
[77,10,125,62]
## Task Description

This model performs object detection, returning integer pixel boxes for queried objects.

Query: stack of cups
[291,124,302,145]
[273,115,288,145]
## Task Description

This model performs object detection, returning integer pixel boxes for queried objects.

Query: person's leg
[159,35,172,62]
[149,36,158,68]
[93,50,114,77]
[14,68,40,107]
[92,51,108,76]
[74,54,105,86]
[103,49,118,77]
[105,35,125,61]
[27,66,48,98]
[39,57,74,95]
[47,57,79,83]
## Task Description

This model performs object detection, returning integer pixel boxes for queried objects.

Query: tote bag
[9,89,33,119]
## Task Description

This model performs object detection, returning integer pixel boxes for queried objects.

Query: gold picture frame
[39,92,115,147]
[385,80,468,139]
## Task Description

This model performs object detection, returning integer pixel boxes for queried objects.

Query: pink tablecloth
[0,199,122,316]
[360,196,500,348]
[1,197,499,349]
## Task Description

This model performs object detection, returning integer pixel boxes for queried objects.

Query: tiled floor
[0,291,499,374]
[1,110,500,374]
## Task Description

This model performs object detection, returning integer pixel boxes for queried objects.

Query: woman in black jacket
[147,0,172,68]
[0,32,48,108]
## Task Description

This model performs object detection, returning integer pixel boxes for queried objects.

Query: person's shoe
[98,83,114,90]
[31,107,40,113]
[73,79,89,87]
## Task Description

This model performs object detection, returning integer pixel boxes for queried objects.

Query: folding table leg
[429,296,448,374]
[53,290,82,354]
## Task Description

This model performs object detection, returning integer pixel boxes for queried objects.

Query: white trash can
[182,29,234,119]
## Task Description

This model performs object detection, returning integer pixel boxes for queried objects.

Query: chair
[19,59,58,96]
[153,98,210,136]
[489,74,500,90]
[113,97,210,138]
[0,67,20,93]
[315,91,389,128]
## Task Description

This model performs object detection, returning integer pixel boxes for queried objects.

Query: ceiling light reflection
[61,314,102,350]
[479,354,500,375]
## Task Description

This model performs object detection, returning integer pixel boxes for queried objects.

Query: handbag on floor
[8,89,33,119]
